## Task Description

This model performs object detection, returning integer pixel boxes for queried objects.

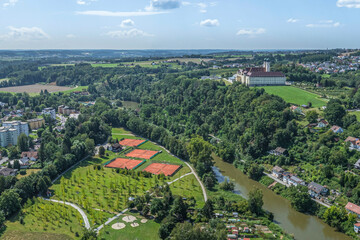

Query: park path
[166,172,193,185]
[42,198,90,229]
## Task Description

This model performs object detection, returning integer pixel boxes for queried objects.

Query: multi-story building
[58,105,77,115]
[27,118,45,130]
[42,107,56,119]
[0,121,29,147]
[236,61,286,86]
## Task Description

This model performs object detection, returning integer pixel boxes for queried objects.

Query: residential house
[270,147,287,156]
[282,172,293,184]
[272,166,284,179]
[345,136,360,149]
[330,125,344,134]
[288,176,305,187]
[19,158,31,169]
[0,167,17,176]
[346,202,360,218]
[21,151,38,162]
[110,143,123,152]
[317,119,329,128]
[354,223,360,233]
[27,118,45,130]
[308,182,328,198]
[232,212,239,218]
[290,105,302,114]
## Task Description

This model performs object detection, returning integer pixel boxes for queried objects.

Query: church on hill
[236,61,286,86]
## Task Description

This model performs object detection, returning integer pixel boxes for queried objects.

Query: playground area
[105,158,145,170]
[126,149,159,160]
[143,163,182,176]
[118,139,146,147]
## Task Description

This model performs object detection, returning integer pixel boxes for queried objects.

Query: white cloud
[236,28,266,36]
[3,0,18,7]
[306,20,340,28]
[0,26,49,41]
[76,0,97,5]
[287,18,299,23]
[198,3,207,13]
[145,0,181,11]
[106,28,154,38]
[66,34,76,38]
[120,19,135,28]
[337,0,360,8]
[76,10,167,17]
[200,19,219,27]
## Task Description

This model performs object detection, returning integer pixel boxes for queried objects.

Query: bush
[259,176,274,187]
[20,169,27,175]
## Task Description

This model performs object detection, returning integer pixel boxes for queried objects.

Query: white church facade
[236,61,286,86]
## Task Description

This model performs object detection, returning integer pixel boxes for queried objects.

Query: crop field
[0,84,73,94]
[259,86,328,108]
[91,63,120,68]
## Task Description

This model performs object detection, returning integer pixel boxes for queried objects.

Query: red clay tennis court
[126,149,159,159]
[105,158,144,169]
[143,163,182,176]
[118,139,146,147]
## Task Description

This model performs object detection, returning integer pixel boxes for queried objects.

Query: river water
[213,157,351,240]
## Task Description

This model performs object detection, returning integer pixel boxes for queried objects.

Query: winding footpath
[42,198,91,229]
[41,156,91,229]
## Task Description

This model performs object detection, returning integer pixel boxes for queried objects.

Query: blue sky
[0,0,359,49]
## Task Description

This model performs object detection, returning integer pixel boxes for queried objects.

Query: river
[213,157,351,240]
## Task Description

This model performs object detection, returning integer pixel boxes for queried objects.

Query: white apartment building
[42,107,56,119]
[0,121,29,147]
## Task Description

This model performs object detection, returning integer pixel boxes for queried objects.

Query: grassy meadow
[259,86,328,108]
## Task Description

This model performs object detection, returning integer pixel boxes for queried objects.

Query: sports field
[119,138,146,147]
[143,163,182,176]
[259,86,328,108]
[126,149,159,159]
[105,158,144,170]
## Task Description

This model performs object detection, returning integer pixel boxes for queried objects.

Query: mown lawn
[259,86,328,108]
[349,111,360,121]
[98,212,160,240]
[91,63,120,68]
[1,199,84,240]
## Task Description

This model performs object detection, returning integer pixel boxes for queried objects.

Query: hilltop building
[0,121,29,147]
[236,61,286,86]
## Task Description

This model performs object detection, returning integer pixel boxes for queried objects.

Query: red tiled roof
[247,72,285,77]
[345,202,360,215]
[355,223,360,227]
[21,151,38,159]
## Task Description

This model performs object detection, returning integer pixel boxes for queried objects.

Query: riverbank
[212,156,352,240]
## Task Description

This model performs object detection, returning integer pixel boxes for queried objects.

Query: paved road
[42,198,90,229]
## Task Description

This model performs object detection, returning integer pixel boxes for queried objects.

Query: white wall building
[236,62,286,86]
[0,121,29,147]
[42,107,56,119]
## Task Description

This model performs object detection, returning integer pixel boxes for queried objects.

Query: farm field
[2,199,83,240]
[259,86,328,108]
[0,84,73,95]
[91,63,120,68]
